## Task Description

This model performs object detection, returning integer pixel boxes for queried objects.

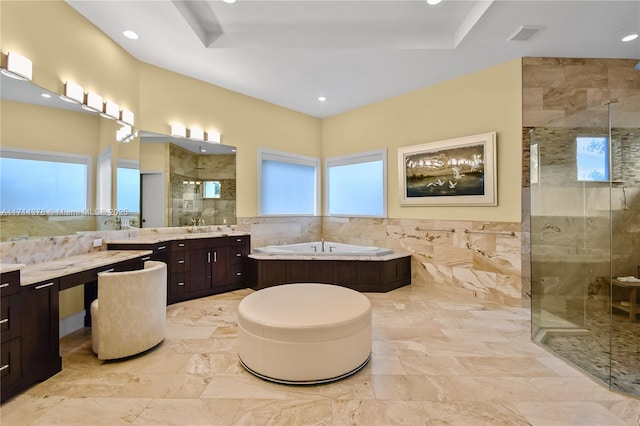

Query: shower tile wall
[523,57,640,323]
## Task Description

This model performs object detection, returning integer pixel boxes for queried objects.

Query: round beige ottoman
[237,283,372,384]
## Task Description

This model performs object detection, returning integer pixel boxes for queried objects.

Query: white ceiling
[67,0,640,118]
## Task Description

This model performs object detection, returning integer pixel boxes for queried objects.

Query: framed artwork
[398,132,497,206]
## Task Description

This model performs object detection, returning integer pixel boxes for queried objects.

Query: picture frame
[398,132,497,206]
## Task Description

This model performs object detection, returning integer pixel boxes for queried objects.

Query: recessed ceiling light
[123,30,139,40]
[427,0,442,5]
[41,93,51,98]
[622,33,638,42]
[223,0,236,3]
[318,96,327,102]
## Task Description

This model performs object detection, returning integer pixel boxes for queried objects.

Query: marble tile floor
[2,284,639,426]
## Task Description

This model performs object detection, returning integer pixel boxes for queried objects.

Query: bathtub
[252,241,393,256]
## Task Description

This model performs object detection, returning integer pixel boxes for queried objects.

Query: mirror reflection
[0,73,237,241]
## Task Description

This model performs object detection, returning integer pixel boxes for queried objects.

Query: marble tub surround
[2,284,638,426]
[321,216,524,306]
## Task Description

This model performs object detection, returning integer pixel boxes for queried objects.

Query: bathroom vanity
[107,233,250,304]
[0,250,150,402]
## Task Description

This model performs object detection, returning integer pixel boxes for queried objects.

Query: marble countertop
[248,251,411,261]
[18,250,152,286]
[107,232,250,245]
[0,263,26,273]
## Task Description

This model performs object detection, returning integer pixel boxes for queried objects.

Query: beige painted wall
[322,59,523,223]
[137,63,322,217]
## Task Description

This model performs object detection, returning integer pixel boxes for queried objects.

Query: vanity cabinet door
[211,245,229,288]
[20,279,61,385]
[189,247,213,293]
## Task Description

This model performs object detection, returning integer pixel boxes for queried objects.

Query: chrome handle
[177,282,185,286]
[207,252,211,263]
[214,251,217,262]
[236,253,242,257]
[236,238,242,242]
[178,243,185,247]
[0,319,8,325]
[142,256,151,261]
[0,283,9,289]
[178,260,185,264]
[0,364,9,373]
[101,268,115,273]
[35,282,54,290]
[236,272,242,276]
[158,245,167,250]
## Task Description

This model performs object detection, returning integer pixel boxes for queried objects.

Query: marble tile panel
[231,399,333,426]
[512,401,628,426]
[200,373,291,400]
[3,396,151,426]
[523,65,566,88]
[133,398,242,425]
[433,376,552,402]
[361,355,407,375]
[370,374,453,401]
[564,64,608,89]
[455,356,558,377]
[331,400,433,425]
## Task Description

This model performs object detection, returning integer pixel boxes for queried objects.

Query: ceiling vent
[508,25,544,41]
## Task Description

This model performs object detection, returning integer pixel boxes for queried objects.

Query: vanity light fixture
[63,81,84,104]
[171,123,187,137]
[1,51,33,81]
[101,100,119,119]
[120,109,135,126]
[205,130,221,144]
[189,127,204,141]
[83,91,104,112]
[622,33,638,42]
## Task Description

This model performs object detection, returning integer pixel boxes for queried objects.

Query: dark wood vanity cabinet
[19,279,61,388]
[1,270,23,401]
[108,234,250,305]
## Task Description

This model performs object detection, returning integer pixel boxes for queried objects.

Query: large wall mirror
[0,74,236,242]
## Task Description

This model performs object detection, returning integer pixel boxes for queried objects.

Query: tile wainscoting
[237,216,527,306]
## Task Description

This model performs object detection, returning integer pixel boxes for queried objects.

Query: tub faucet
[321,238,325,252]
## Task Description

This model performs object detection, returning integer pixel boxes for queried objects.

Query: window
[0,148,91,212]
[325,149,387,217]
[576,136,609,181]
[116,159,140,213]
[203,181,221,199]
[258,148,320,215]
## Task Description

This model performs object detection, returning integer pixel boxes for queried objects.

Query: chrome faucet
[104,216,121,230]
[321,237,325,252]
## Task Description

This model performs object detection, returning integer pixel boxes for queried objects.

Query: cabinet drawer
[228,264,244,284]
[171,253,190,272]
[169,273,188,297]
[1,293,21,343]
[1,336,22,387]
[171,240,189,251]
[230,235,249,247]
[0,270,21,297]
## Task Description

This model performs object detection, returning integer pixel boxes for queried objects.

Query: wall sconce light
[82,91,103,112]
[171,123,186,137]
[189,127,204,141]
[62,81,84,104]
[1,51,33,81]
[101,100,119,119]
[206,130,221,144]
[120,109,135,126]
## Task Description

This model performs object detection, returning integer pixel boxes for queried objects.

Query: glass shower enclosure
[530,97,640,397]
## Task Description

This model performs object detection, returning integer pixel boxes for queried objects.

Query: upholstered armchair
[90,260,167,360]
